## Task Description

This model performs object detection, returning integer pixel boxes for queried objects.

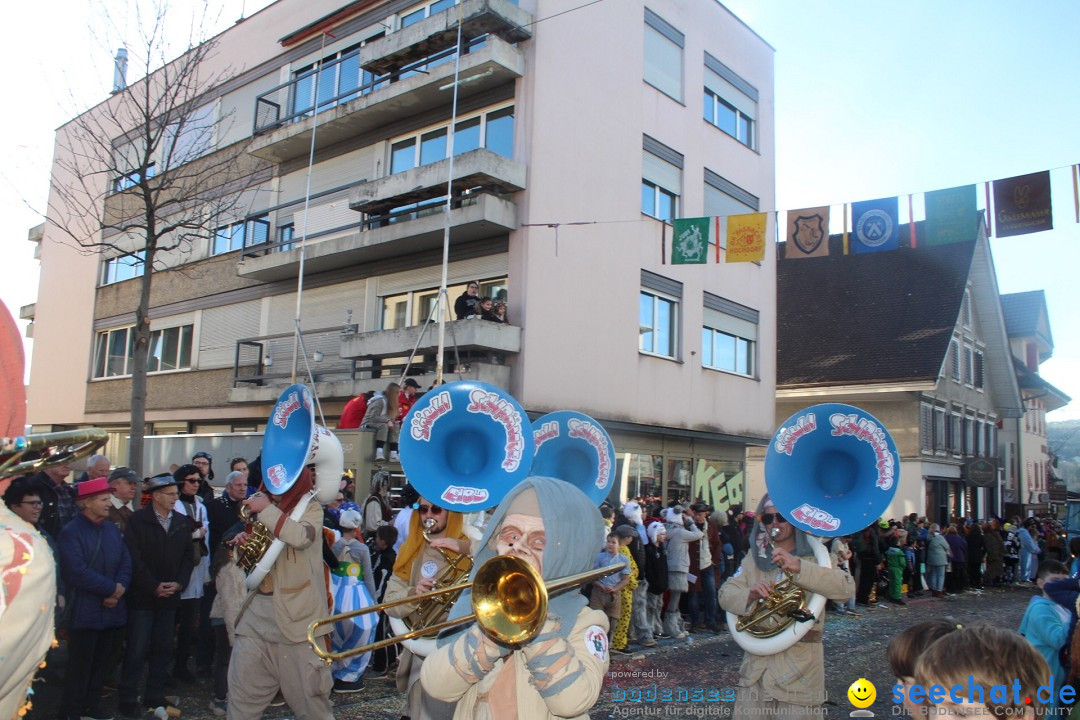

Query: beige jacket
[254,499,331,644]
[718,547,854,705]
[421,606,611,719]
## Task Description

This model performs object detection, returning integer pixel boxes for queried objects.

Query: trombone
[307,554,623,665]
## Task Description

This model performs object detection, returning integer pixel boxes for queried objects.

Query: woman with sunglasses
[170,464,211,683]
[718,494,855,720]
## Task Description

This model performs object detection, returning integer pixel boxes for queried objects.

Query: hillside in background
[1050,420,1080,491]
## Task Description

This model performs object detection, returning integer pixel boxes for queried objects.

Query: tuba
[235,384,343,591]
[727,403,900,656]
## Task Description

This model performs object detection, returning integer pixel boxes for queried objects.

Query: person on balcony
[454,281,481,319]
[362,382,400,462]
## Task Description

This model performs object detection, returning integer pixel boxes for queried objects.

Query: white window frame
[701,326,754,377]
[101,251,146,286]
[380,277,508,330]
[963,343,975,386]
[93,323,195,379]
[641,180,678,222]
[389,104,515,174]
[642,140,682,223]
[639,289,679,360]
[704,88,754,148]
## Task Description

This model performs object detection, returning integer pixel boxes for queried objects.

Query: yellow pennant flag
[725,212,768,263]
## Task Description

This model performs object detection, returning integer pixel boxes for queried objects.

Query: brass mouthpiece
[423,517,437,531]
[769,527,781,538]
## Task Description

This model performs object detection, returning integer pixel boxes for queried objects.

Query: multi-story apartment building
[999,290,1071,518]
[26,0,777,508]
[748,222,1026,525]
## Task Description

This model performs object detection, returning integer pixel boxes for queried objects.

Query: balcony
[249,36,524,164]
[236,192,516,282]
[228,320,519,404]
[361,0,532,76]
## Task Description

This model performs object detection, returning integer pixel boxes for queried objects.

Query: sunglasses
[760,513,787,525]
[417,504,443,516]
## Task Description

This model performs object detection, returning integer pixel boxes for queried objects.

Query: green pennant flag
[671,217,711,264]
[924,185,977,246]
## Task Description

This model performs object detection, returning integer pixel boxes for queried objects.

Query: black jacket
[207,493,243,556]
[644,542,669,595]
[124,506,196,610]
[29,471,77,539]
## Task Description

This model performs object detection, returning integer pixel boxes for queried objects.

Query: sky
[1,0,1077,420]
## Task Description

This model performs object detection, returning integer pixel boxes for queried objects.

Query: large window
[93,324,193,378]
[212,215,270,255]
[380,277,508,330]
[639,291,677,358]
[643,8,683,101]
[642,138,682,222]
[616,453,662,502]
[703,54,758,150]
[389,106,514,174]
[291,39,384,118]
[704,170,759,249]
[920,404,933,452]
[113,164,156,193]
[666,458,692,505]
[101,251,145,286]
[701,292,758,377]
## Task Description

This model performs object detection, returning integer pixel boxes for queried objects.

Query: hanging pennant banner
[851,197,899,253]
[671,217,711,264]
[784,206,830,259]
[725,212,767,263]
[993,171,1053,237]
[924,184,977,246]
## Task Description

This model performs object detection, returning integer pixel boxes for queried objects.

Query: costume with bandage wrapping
[717,495,854,717]
[226,469,333,720]
[421,477,610,720]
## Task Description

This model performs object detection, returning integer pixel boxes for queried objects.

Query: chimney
[112,48,129,94]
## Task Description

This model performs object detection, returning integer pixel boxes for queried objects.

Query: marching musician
[718,494,855,719]
[227,467,334,720]
[421,476,611,720]
[383,495,471,720]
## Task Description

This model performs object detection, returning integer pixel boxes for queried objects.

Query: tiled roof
[777,233,976,387]
[1000,290,1045,338]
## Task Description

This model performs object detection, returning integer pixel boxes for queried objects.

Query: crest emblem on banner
[676,223,705,262]
[792,214,825,254]
[1013,184,1031,209]
[855,209,893,247]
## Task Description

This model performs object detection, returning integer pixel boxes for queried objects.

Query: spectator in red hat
[58,477,132,720]
[397,378,422,422]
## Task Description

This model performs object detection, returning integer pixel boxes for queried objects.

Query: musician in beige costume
[0,473,55,720]
[227,468,333,720]
[383,497,471,720]
[718,494,854,719]
[421,477,611,720]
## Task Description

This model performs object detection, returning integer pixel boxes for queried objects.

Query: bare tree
[46,1,269,470]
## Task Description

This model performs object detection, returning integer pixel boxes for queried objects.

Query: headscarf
[393,507,468,583]
[750,493,813,572]
[438,476,605,645]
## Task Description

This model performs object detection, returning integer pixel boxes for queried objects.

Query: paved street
[27,585,1035,720]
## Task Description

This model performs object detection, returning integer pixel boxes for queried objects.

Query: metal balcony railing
[253,36,488,136]
[233,326,364,388]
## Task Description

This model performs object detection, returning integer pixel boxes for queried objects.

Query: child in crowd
[328,509,378,693]
[208,531,247,716]
[885,536,907,605]
[589,531,631,653]
[1019,560,1071,690]
[887,620,961,718]
[367,524,400,678]
[611,525,639,653]
[643,521,668,639]
[915,626,1052,718]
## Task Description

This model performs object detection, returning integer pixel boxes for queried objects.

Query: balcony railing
[253,37,487,136]
[233,326,364,388]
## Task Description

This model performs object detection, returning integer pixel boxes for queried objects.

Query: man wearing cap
[107,467,140,533]
[384,496,471,720]
[719,495,855,719]
[397,378,422,421]
[227,467,335,720]
[58,478,133,720]
[29,458,77,539]
[118,473,196,717]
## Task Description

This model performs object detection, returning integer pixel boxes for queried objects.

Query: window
[974,350,985,389]
[962,289,972,327]
[291,40,384,118]
[949,413,961,454]
[389,106,515,174]
[278,224,295,252]
[101,251,145,286]
[113,163,156,193]
[704,169,759,248]
[212,215,270,255]
[933,408,946,451]
[642,137,682,222]
[963,344,974,385]
[962,415,974,455]
[703,54,758,149]
[643,8,683,101]
[639,291,677,358]
[701,293,758,377]
[666,458,692,505]
[616,453,662,500]
[949,339,960,380]
[93,324,193,378]
[162,105,216,166]
[400,0,456,28]
[380,278,508,330]
[920,404,933,452]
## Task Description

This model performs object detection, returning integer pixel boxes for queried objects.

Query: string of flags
[669,165,1077,265]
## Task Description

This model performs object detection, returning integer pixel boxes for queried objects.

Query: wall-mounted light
[313,350,324,363]
[264,355,273,367]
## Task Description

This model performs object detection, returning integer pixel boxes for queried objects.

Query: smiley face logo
[848,678,876,708]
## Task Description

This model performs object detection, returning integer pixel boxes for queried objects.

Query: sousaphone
[727,403,900,656]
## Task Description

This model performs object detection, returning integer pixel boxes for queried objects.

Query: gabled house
[999,290,1071,517]
[748,218,1024,525]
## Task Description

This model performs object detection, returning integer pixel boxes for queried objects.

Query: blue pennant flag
[851,197,899,253]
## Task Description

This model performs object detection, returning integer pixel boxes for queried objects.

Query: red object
[338,395,368,429]
[76,477,113,499]
[398,390,417,422]
[0,301,27,439]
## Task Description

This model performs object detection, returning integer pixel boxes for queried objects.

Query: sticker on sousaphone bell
[262,384,316,496]
[399,380,533,512]
[765,403,899,537]
[531,411,615,506]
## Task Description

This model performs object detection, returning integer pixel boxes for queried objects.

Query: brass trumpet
[307,554,622,665]
[234,503,275,577]
[1,429,109,479]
